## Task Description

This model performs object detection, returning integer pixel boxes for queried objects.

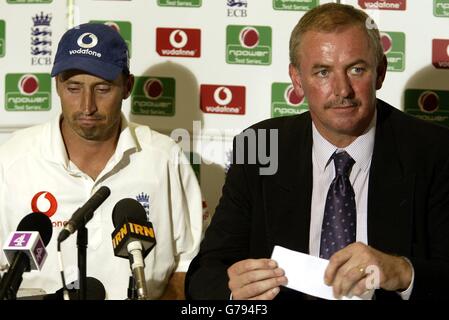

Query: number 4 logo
[35,247,43,260]
[13,234,28,247]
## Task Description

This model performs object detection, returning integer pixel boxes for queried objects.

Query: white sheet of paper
[271,245,372,300]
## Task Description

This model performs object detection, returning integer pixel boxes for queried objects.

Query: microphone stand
[127,276,137,300]
[0,252,28,300]
[77,225,88,300]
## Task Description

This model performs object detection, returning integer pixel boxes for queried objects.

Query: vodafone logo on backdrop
[432,39,449,69]
[358,0,406,10]
[156,27,201,57]
[200,84,245,115]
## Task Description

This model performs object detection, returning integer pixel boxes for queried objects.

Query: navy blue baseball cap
[51,23,130,81]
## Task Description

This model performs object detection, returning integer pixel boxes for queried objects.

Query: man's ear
[123,74,135,99]
[55,75,61,97]
[289,63,305,98]
[375,55,388,90]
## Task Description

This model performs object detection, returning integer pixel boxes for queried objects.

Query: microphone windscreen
[16,212,53,246]
[112,198,147,227]
[86,276,106,300]
[46,277,106,300]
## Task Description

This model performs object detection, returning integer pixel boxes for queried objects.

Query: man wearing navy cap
[0,23,206,300]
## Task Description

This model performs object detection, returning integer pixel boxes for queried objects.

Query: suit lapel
[368,102,413,256]
[264,114,313,254]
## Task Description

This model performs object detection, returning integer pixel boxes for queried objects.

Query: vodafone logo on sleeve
[156,27,201,57]
[200,84,245,115]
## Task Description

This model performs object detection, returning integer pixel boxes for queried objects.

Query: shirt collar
[312,108,377,173]
[43,113,138,169]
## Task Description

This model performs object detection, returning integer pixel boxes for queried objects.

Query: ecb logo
[31,12,52,66]
[227,0,248,17]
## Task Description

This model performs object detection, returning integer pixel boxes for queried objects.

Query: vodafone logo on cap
[239,27,259,49]
[432,39,449,69]
[284,85,304,107]
[156,27,201,57]
[18,74,39,96]
[31,191,58,218]
[77,32,98,49]
[200,84,245,115]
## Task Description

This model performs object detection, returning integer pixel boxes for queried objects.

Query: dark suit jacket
[186,100,449,300]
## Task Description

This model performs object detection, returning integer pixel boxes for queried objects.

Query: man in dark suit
[185,3,449,300]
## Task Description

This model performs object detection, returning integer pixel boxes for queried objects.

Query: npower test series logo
[91,20,132,57]
[434,0,449,17]
[131,76,176,116]
[404,89,449,127]
[271,83,308,118]
[432,39,449,69]
[200,84,245,115]
[226,25,271,65]
[273,0,319,11]
[380,31,405,72]
[156,28,201,58]
[0,20,5,58]
[358,0,406,10]
[158,0,201,7]
[5,73,51,111]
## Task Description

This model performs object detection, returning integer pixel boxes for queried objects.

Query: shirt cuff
[397,256,414,300]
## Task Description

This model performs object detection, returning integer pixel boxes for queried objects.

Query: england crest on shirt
[136,192,150,221]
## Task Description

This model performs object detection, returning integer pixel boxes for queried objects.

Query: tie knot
[332,151,354,177]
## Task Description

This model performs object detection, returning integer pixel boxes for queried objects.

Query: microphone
[0,212,53,300]
[58,186,111,242]
[111,198,156,300]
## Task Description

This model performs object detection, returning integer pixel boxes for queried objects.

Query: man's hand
[227,258,288,300]
[324,242,412,299]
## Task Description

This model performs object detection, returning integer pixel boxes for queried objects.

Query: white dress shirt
[308,110,413,299]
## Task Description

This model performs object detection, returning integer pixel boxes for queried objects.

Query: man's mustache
[324,98,361,109]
